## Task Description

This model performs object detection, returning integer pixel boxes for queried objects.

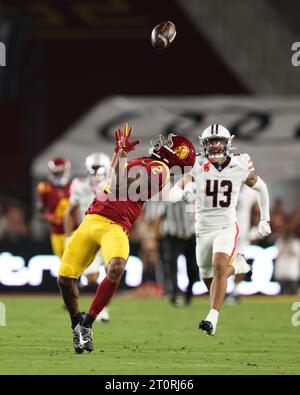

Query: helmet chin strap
[149,149,159,159]
[150,150,170,164]
[149,146,172,164]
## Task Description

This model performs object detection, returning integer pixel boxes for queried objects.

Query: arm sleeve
[168,180,196,203]
[69,180,80,206]
[189,164,196,179]
[169,183,185,202]
[242,153,256,182]
[250,176,270,222]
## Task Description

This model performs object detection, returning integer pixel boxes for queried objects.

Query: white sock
[206,309,219,326]
[232,284,239,296]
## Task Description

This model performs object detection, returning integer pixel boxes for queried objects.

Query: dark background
[0,0,248,203]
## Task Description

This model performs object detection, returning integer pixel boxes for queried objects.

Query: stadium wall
[32,96,300,210]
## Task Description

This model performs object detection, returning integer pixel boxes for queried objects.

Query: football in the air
[151,21,176,49]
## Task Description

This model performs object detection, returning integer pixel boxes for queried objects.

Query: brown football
[151,21,176,49]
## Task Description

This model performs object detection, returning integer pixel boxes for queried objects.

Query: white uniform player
[175,124,271,335]
[193,152,255,279]
[64,152,110,322]
[69,176,105,277]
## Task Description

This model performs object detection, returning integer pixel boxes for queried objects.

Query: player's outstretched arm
[245,171,271,237]
[103,127,123,192]
[109,123,140,192]
[168,173,195,202]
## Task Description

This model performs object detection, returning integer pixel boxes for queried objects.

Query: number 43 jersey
[192,153,254,233]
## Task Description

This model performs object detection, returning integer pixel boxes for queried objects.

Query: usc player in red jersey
[37,158,72,259]
[57,124,196,353]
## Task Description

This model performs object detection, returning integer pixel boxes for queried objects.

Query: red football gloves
[120,123,140,153]
[114,128,122,153]
[114,123,140,154]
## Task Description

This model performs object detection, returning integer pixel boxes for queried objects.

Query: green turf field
[0,294,299,375]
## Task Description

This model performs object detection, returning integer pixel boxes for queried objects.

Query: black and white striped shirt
[144,201,195,239]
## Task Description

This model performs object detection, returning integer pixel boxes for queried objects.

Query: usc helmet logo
[174,143,189,160]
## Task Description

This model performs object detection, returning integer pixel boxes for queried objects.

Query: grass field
[0,294,300,375]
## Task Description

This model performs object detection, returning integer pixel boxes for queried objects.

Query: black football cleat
[72,312,86,354]
[199,320,214,335]
[74,324,94,352]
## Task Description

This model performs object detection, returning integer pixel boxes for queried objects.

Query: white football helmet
[85,152,110,181]
[199,124,235,162]
[48,157,71,187]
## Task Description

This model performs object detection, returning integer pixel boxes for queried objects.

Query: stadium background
[0,0,300,297]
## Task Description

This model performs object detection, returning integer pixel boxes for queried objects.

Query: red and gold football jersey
[37,181,72,234]
[87,157,170,233]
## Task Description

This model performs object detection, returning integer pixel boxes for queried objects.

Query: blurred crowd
[0,194,30,242]
[1,189,300,297]
[267,199,300,295]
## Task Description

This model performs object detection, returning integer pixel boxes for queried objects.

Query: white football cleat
[95,307,110,323]
[232,254,251,275]
[199,308,218,335]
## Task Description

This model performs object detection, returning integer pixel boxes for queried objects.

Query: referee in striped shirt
[145,200,199,305]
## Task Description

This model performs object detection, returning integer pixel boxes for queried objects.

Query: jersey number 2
[206,180,232,208]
